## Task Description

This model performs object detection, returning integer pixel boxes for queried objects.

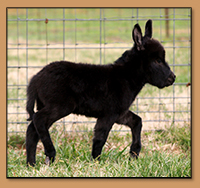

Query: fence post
[165,8,169,38]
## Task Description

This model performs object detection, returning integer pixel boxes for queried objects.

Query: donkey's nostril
[173,75,176,82]
[171,73,176,81]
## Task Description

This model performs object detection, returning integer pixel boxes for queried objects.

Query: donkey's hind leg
[33,104,75,165]
[33,108,57,165]
[26,98,45,166]
[26,121,40,166]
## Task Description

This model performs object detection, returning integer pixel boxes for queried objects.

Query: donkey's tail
[26,77,37,121]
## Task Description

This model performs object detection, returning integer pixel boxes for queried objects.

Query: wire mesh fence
[7,8,191,135]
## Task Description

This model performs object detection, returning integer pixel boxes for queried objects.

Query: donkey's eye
[156,58,162,64]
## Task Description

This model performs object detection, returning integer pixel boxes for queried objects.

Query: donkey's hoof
[27,162,35,167]
[45,156,50,165]
[130,151,139,159]
[45,156,55,165]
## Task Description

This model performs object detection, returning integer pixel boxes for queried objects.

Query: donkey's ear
[132,23,144,51]
[145,19,152,38]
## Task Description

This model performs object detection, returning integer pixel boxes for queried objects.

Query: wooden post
[165,8,169,38]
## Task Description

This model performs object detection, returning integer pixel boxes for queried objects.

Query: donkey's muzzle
[166,72,176,86]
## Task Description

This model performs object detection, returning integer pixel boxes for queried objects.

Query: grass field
[7,123,191,177]
[7,8,191,177]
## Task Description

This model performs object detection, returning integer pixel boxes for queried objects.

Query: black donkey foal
[26,20,176,166]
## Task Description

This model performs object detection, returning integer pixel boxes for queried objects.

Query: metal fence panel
[7,8,191,135]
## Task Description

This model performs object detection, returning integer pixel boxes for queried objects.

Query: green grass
[7,123,191,177]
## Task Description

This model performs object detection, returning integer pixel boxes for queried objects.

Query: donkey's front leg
[92,116,117,160]
[116,111,142,159]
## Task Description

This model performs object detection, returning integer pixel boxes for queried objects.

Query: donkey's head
[132,19,176,89]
